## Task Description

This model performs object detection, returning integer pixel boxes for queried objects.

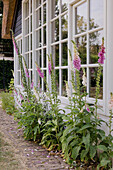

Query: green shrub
[0,92,16,115]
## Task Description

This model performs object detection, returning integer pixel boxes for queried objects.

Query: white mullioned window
[15,36,22,86]
[72,0,104,101]
[35,0,47,91]
[23,0,33,83]
[20,0,105,105]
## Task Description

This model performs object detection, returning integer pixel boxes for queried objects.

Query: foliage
[1,92,16,115]
[40,54,65,151]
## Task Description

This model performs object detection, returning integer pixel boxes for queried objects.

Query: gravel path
[0,108,70,170]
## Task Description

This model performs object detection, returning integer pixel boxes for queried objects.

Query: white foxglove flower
[82,70,87,86]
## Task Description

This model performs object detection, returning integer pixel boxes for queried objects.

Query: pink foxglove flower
[25,67,29,78]
[31,81,34,89]
[14,89,18,95]
[36,64,44,78]
[73,46,81,70]
[98,40,105,64]
[48,61,52,75]
[20,93,23,100]
[12,38,18,55]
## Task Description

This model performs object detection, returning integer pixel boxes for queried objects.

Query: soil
[0,107,70,170]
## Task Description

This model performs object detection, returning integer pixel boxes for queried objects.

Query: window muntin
[51,0,68,96]
[74,0,104,99]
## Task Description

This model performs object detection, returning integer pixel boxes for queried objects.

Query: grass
[0,132,23,170]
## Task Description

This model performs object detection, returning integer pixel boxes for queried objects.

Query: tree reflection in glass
[52,44,59,67]
[61,14,68,39]
[51,0,59,19]
[52,19,59,42]
[61,0,68,13]
[89,30,103,64]
[75,2,87,34]
[89,67,103,99]
[62,42,68,66]
[62,69,68,96]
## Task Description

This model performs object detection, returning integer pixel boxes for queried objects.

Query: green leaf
[62,141,67,153]
[100,159,111,167]
[83,133,90,150]
[90,146,96,159]
[97,145,107,152]
[109,151,113,158]
[71,146,81,159]
[78,124,92,132]
[80,149,88,161]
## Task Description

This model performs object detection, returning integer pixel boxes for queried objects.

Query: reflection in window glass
[43,4,46,24]
[36,8,41,28]
[25,19,29,35]
[36,0,41,8]
[36,29,42,48]
[61,0,68,13]
[30,53,32,69]
[51,0,59,19]
[62,69,68,96]
[89,67,103,99]
[30,34,32,50]
[25,36,29,52]
[90,0,104,30]
[75,2,87,34]
[43,26,46,46]
[61,14,68,39]
[18,72,20,85]
[25,54,29,69]
[30,0,32,13]
[52,45,59,66]
[55,69,59,93]
[44,70,46,92]
[62,42,68,66]
[52,19,59,42]
[36,50,42,67]
[43,48,46,68]
[25,1,29,18]
[75,35,87,64]
[89,30,103,64]
[30,16,32,32]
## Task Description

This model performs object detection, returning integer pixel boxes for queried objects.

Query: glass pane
[61,14,68,39]
[25,18,29,35]
[43,3,46,24]
[51,19,59,42]
[55,69,59,93]
[75,35,87,64]
[43,26,46,46]
[43,48,46,68]
[51,0,59,19]
[89,30,104,64]
[18,72,20,85]
[25,36,29,52]
[30,16,32,32]
[36,50,42,67]
[30,34,32,50]
[25,54,29,69]
[75,2,87,34]
[61,0,68,13]
[25,1,29,18]
[30,0,32,13]
[89,67,103,99]
[18,57,20,70]
[44,70,46,92]
[90,0,104,30]
[36,8,41,28]
[36,29,42,48]
[62,42,68,66]
[36,0,41,8]
[30,53,32,69]
[62,69,68,96]
[21,39,22,54]
[52,44,59,67]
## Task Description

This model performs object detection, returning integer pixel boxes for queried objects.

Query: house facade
[2,0,113,126]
